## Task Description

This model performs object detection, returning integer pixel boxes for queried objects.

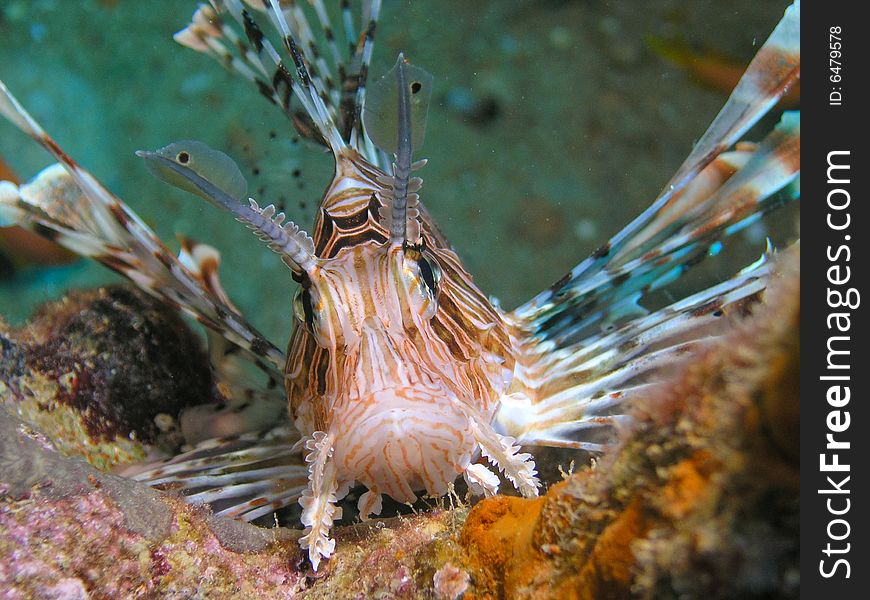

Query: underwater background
[0,0,796,340]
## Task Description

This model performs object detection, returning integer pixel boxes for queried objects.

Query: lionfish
[0,0,800,570]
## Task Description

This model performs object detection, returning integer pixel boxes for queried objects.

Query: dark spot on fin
[273,63,294,109]
[364,55,433,153]
[550,272,571,293]
[242,10,265,53]
[256,79,277,104]
[612,272,630,287]
[284,35,312,86]
[593,242,611,259]
[250,336,273,357]
[33,222,61,242]
[689,299,724,317]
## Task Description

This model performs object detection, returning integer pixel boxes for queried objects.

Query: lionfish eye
[292,288,315,328]
[417,255,441,296]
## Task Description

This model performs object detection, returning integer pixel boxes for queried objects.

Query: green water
[0,0,795,343]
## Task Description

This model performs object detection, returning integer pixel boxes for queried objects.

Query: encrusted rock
[1,285,216,469]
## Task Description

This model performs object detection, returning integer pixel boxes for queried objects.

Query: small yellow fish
[648,36,800,109]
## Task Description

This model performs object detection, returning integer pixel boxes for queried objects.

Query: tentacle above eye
[137,143,319,276]
[387,53,414,246]
[364,54,433,246]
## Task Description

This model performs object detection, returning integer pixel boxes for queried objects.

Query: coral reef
[0,245,799,598]
[1,409,469,598]
[0,411,306,598]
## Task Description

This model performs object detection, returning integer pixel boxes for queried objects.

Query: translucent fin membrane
[505,1,800,454]
[513,3,800,337]
[514,1,800,327]
[140,140,248,203]
[366,54,430,245]
[363,56,434,154]
[504,109,798,451]
[137,143,318,275]
[498,253,772,450]
[176,238,288,443]
[517,111,798,352]
[350,0,383,163]
[174,0,386,165]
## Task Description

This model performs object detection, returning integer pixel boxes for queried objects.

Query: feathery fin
[504,1,800,454]
[512,1,800,330]
[136,144,318,275]
[123,426,308,522]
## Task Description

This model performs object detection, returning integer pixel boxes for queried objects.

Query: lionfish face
[285,198,515,501]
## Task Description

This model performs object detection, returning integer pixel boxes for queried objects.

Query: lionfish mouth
[332,388,476,502]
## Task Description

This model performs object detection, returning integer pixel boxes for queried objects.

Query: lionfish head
[286,199,516,500]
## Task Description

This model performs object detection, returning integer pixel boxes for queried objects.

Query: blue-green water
[0,0,795,342]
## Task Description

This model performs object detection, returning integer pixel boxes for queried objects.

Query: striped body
[287,148,515,502]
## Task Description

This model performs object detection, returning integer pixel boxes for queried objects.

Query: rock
[1,286,217,470]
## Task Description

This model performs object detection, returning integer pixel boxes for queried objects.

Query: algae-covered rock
[1,286,217,469]
[0,408,467,598]
[0,411,308,598]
